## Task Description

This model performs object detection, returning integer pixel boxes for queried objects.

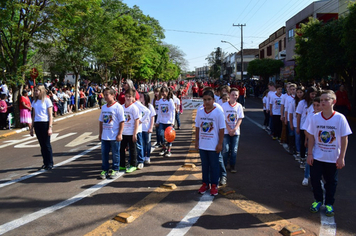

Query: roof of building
[236,49,259,56]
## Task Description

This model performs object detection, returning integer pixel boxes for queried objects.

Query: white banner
[182,99,203,110]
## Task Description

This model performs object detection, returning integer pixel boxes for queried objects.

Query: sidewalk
[0,107,99,139]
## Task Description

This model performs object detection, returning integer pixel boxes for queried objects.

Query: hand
[148,129,153,133]
[296,127,300,135]
[48,127,52,136]
[229,129,235,136]
[270,111,273,116]
[195,141,199,150]
[280,116,284,121]
[98,134,101,141]
[155,123,159,127]
[133,135,137,143]
[116,134,122,142]
[307,154,314,166]
[336,158,345,169]
[30,128,34,137]
[290,125,294,131]
[216,143,222,153]
[284,119,288,125]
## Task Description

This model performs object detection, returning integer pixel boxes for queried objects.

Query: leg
[199,149,210,185]
[323,162,338,206]
[101,140,110,171]
[128,136,137,167]
[208,151,220,186]
[310,160,324,203]
[111,140,120,171]
[229,135,239,168]
[136,132,144,164]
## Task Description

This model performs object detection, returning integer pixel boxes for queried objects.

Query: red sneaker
[210,184,218,196]
[198,183,209,194]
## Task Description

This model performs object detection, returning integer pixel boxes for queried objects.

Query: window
[279,40,282,52]
[267,46,272,56]
[284,37,286,48]
[288,29,294,41]
[260,49,265,59]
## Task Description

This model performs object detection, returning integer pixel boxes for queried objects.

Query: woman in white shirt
[30,85,54,170]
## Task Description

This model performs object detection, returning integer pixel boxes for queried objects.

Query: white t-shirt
[262,96,268,110]
[156,98,175,124]
[99,102,124,140]
[142,103,156,132]
[306,112,352,163]
[195,107,226,151]
[269,92,283,115]
[134,101,150,133]
[222,101,244,135]
[32,98,53,122]
[198,102,223,112]
[123,103,140,135]
[284,95,295,121]
[266,90,275,111]
[296,100,308,130]
[173,96,180,111]
[302,110,317,131]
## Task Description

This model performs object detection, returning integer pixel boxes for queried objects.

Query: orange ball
[164,126,176,143]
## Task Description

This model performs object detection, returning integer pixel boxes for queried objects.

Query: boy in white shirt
[98,88,124,179]
[307,90,352,217]
[120,89,140,173]
[269,84,283,140]
[221,88,244,173]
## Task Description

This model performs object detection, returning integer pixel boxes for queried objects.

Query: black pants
[34,122,53,167]
[272,115,282,138]
[0,113,7,129]
[263,110,269,126]
[310,160,338,205]
[120,135,137,168]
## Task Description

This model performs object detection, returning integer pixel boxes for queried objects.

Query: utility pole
[233,24,246,80]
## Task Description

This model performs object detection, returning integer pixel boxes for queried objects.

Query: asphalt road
[0,98,355,236]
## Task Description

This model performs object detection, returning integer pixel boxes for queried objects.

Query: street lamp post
[221,40,243,80]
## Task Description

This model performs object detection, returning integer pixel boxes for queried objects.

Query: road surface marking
[0,143,100,189]
[0,172,124,235]
[0,134,35,149]
[65,132,98,147]
[167,193,214,236]
[14,132,77,148]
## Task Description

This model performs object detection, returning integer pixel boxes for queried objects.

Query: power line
[165,29,265,39]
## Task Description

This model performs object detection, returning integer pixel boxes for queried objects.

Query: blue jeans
[222,134,240,168]
[199,149,220,185]
[136,132,144,164]
[142,132,152,158]
[287,121,294,136]
[219,152,227,178]
[101,140,120,171]
[175,112,181,128]
[159,123,172,147]
[304,163,310,178]
[239,96,245,107]
[293,128,301,153]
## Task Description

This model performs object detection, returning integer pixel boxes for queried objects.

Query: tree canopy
[247,58,284,84]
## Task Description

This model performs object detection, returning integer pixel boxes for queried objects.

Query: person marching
[30,85,54,170]
[307,90,352,217]
[221,88,244,173]
[156,86,175,157]
[269,84,283,140]
[120,89,140,173]
[195,90,225,196]
[98,88,124,179]
[140,92,156,164]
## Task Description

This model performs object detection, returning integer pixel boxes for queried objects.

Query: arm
[229,118,242,136]
[30,107,35,136]
[148,116,155,133]
[99,121,103,141]
[47,106,53,136]
[336,136,348,169]
[269,103,273,116]
[307,132,315,166]
[116,121,124,142]
[216,128,224,153]
[132,119,139,142]
[289,113,294,131]
[280,104,285,121]
[195,127,199,150]
[296,113,301,135]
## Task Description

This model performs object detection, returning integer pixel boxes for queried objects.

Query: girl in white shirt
[140,92,156,164]
[156,86,175,157]
[262,89,269,129]
[30,85,54,170]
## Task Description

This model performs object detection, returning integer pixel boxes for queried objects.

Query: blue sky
[124,0,321,71]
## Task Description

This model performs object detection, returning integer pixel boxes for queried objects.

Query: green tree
[247,58,284,85]
[0,0,54,127]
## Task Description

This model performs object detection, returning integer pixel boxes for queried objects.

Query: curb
[0,107,99,139]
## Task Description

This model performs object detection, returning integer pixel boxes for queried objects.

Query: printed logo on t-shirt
[103,115,113,124]
[125,114,131,122]
[155,104,159,110]
[227,113,236,122]
[161,105,169,113]
[275,99,281,105]
[318,130,336,144]
[201,122,214,132]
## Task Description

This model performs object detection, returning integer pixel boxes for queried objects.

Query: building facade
[259,27,286,60]
[195,66,209,80]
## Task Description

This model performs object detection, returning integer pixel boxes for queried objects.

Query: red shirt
[192,87,198,93]
[118,90,140,105]
[238,86,246,96]
[335,90,350,106]
[20,96,31,110]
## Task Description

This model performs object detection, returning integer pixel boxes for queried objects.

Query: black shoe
[230,166,237,173]
[40,165,47,170]
[45,166,53,170]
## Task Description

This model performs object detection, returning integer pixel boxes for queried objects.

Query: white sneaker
[294,154,301,161]
[144,158,151,164]
[159,149,166,156]
[302,178,308,186]
[137,163,144,170]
